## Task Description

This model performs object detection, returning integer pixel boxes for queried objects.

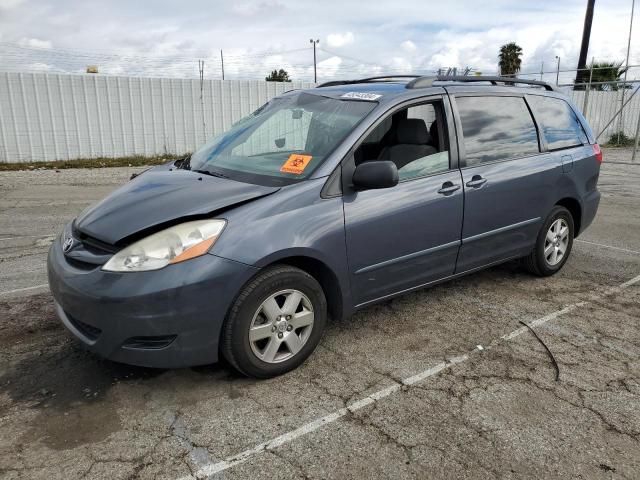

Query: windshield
[189,92,376,185]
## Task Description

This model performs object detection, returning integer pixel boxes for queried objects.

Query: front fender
[211,179,354,315]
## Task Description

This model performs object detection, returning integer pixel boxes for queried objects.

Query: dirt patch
[0,154,182,171]
[0,294,59,351]
[0,294,167,449]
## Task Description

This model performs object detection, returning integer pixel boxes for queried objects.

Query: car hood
[75,169,280,245]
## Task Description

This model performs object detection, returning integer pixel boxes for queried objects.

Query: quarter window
[527,96,587,150]
[456,96,539,166]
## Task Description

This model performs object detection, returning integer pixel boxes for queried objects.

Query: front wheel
[523,206,574,277]
[221,265,327,378]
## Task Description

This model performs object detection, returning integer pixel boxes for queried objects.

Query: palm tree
[586,61,628,90]
[498,43,523,77]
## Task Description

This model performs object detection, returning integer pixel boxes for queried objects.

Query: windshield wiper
[192,168,229,179]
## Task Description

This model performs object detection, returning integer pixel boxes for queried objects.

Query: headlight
[102,219,226,272]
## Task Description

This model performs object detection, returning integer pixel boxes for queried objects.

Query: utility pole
[617,0,635,141]
[555,56,561,85]
[198,60,206,143]
[575,0,595,89]
[310,39,319,83]
[220,50,225,80]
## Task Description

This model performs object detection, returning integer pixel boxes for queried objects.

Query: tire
[221,265,327,378]
[523,206,574,277]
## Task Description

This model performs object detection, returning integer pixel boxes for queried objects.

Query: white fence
[568,89,640,142]
[0,72,314,163]
[0,71,638,163]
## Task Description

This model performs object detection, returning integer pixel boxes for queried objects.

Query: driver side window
[354,100,450,181]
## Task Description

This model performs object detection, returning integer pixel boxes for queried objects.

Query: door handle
[437,182,461,195]
[466,175,487,188]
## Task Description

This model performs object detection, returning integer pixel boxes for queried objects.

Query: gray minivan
[47,75,602,378]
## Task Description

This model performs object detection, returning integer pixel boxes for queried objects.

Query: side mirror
[352,161,399,190]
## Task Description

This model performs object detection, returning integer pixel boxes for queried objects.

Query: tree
[498,42,523,77]
[265,69,291,82]
[585,61,629,90]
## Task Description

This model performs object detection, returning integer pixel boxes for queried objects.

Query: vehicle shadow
[1,261,527,413]
[0,260,537,415]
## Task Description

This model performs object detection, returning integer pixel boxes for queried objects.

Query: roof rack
[316,75,421,88]
[405,75,557,91]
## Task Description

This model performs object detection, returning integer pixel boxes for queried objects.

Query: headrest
[397,118,430,145]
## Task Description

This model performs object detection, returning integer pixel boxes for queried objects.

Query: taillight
[593,143,603,163]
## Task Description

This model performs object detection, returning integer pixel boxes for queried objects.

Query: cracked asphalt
[1,148,639,479]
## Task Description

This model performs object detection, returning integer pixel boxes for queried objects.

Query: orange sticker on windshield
[280,154,312,175]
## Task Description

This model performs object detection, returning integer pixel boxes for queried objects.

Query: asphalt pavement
[0,148,639,479]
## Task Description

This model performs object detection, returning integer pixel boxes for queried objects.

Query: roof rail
[406,75,557,91]
[316,75,421,88]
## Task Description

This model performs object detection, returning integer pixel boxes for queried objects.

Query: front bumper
[47,236,258,368]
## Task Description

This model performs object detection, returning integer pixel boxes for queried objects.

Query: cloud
[18,37,52,49]
[401,40,416,53]
[232,0,285,16]
[0,0,636,83]
[316,56,342,78]
[326,32,354,48]
[0,0,24,9]
[26,62,54,72]
[390,57,413,73]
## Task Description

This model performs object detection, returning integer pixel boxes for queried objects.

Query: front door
[343,97,463,306]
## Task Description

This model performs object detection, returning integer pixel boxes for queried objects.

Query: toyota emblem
[62,236,74,253]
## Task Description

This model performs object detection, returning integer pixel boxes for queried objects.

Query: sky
[0,0,638,83]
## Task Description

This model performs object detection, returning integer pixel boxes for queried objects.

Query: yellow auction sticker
[280,154,313,175]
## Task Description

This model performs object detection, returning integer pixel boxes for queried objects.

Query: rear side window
[527,96,588,150]
[456,96,539,166]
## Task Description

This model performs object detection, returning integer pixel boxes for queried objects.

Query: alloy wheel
[544,218,570,266]
[248,289,315,363]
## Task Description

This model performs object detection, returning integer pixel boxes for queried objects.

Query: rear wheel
[221,265,327,378]
[523,206,574,277]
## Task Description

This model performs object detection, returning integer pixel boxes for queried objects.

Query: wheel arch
[248,246,350,322]
[269,255,345,323]
[555,197,582,236]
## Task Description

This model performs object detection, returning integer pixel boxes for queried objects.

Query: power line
[0,41,309,61]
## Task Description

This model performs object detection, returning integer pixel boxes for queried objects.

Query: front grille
[67,313,102,341]
[73,228,117,254]
[65,227,116,268]
[122,335,177,350]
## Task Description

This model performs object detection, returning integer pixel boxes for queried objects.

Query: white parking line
[179,272,640,479]
[0,234,56,241]
[0,284,49,296]
[576,239,640,256]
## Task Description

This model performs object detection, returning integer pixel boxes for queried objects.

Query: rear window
[527,96,588,151]
[456,96,539,166]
